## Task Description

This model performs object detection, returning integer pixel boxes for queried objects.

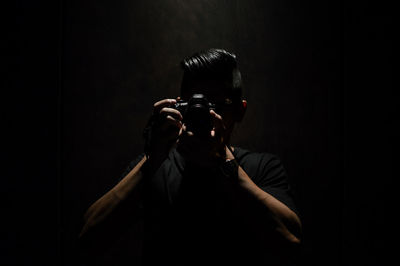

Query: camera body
[173,94,215,136]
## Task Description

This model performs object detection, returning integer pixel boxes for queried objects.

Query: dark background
[4,0,393,265]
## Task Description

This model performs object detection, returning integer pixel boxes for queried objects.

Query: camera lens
[184,94,213,136]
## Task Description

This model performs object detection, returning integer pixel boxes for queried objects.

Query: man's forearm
[78,153,167,256]
[236,166,302,243]
[79,156,147,238]
[224,146,302,245]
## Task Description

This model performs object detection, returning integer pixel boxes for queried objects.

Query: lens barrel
[174,94,214,137]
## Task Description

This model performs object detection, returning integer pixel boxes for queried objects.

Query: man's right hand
[146,98,183,158]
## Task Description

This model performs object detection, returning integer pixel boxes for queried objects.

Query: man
[79,48,302,266]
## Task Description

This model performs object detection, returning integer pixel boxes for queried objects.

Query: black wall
[5,0,393,265]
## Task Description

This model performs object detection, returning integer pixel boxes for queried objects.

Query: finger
[153,99,177,114]
[210,110,225,138]
[178,125,184,137]
[159,107,183,121]
[210,109,224,130]
[185,130,194,137]
[179,124,193,137]
[160,115,183,131]
[181,124,187,133]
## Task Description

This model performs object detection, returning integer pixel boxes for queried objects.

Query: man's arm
[78,155,151,258]
[78,98,183,258]
[179,109,302,247]
[225,147,302,246]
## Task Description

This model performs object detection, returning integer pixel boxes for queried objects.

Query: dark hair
[180,48,242,100]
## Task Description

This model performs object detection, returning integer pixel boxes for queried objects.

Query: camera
[173,94,216,136]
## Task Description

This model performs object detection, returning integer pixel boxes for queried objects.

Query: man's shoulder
[233,146,286,181]
[233,146,280,166]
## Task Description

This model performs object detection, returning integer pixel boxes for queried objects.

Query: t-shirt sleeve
[254,154,298,215]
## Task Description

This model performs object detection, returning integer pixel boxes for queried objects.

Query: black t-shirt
[120,147,299,266]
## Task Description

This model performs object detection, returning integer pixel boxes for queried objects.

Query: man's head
[179,48,247,135]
